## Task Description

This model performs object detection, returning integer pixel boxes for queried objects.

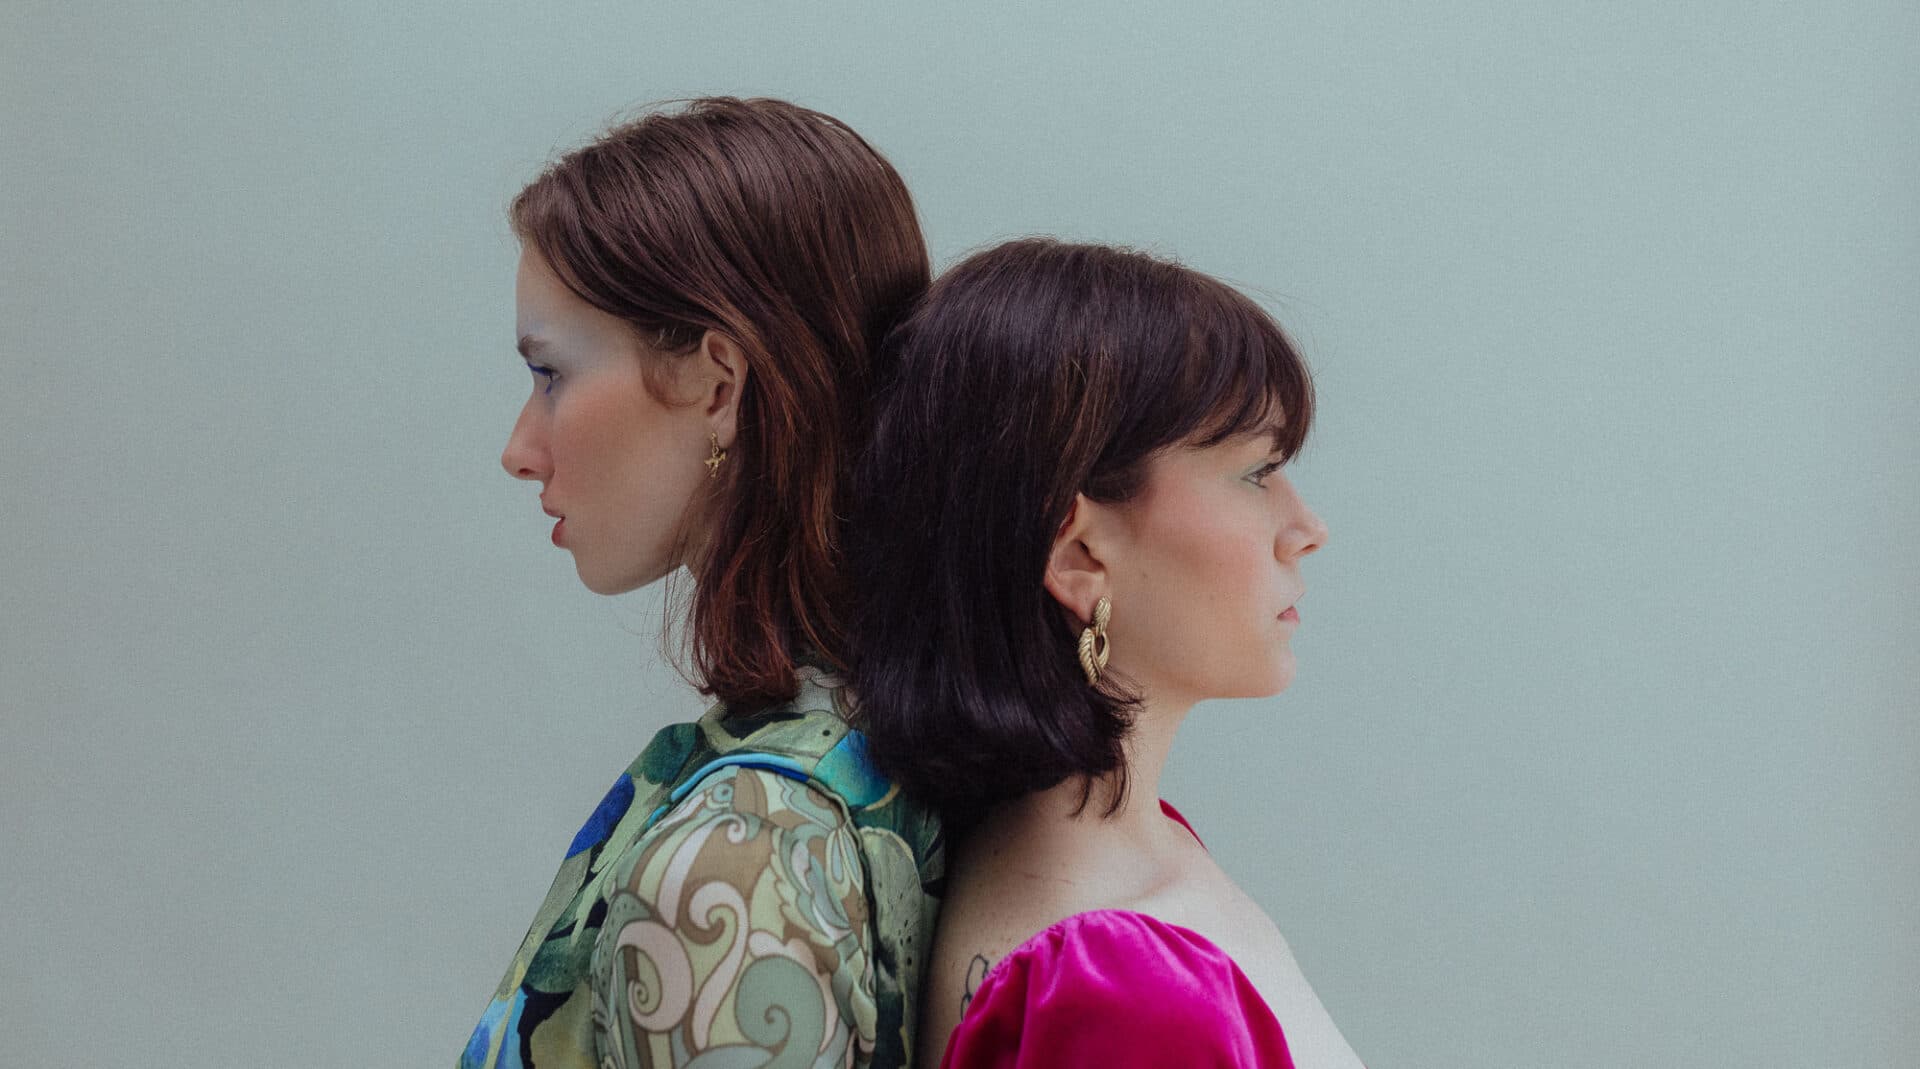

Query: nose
[500,396,549,482]
[1294,504,1328,558]
[1275,474,1328,560]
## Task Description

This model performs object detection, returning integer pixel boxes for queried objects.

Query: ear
[1041,494,1114,627]
[691,330,750,447]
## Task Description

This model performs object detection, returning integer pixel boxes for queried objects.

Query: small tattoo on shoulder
[961,954,991,1012]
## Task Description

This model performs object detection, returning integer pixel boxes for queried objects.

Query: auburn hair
[512,97,930,710]
[849,239,1314,819]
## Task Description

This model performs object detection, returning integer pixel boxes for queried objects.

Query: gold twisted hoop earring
[705,432,727,479]
[1078,596,1112,685]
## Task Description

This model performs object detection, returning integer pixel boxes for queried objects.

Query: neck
[1002,688,1196,847]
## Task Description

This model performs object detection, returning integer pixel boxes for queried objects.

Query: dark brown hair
[512,97,930,710]
[848,239,1314,819]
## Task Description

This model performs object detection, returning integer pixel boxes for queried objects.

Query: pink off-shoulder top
[938,802,1296,1068]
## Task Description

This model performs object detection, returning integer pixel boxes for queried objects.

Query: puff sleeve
[591,764,880,1068]
[940,911,1295,1069]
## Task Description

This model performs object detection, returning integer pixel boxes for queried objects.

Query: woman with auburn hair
[463,98,942,1069]
[850,240,1365,1067]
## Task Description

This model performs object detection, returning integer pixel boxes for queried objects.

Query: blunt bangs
[1158,274,1315,459]
[1080,260,1315,504]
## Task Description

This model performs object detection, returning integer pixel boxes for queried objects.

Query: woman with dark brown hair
[850,240,1364,1067]
[462,98,942,1069]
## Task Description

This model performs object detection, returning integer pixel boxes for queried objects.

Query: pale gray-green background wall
[4,2,1914,1066]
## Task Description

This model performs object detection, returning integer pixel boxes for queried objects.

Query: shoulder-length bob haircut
[849,238,1314,818]
[512,97,930,712]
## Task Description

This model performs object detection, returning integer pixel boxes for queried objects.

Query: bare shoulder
[916,843,1097,1065]
[918,804,1366,1069]
[917,798,1191,1063]
[1138,875,1367,1069]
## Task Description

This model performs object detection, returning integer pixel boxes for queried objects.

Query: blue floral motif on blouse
[815,729,890,807]
[564,773,633,859]
[461,992,525,1069]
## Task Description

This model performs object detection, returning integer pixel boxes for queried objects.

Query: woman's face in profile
[501,248,712,595]
[1105,431,1327,706]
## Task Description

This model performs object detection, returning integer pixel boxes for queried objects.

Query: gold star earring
[1078,596,1111,685]
[705,432,727,478]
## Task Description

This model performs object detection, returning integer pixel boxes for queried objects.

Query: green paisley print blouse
[462,667,944,1069]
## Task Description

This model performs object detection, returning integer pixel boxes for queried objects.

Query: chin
[1249,654,1297,698]
[574,558,669,597]
[580,575,639,596]
[1270,651,1298,693]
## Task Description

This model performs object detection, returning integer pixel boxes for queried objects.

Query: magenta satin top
[938,803,1296,1068]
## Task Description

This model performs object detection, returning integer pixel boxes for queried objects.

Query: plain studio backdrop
[3,2,1915,1066]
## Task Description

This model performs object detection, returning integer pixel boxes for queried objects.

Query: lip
[551,517,566,547]
[1279,606,1300,622]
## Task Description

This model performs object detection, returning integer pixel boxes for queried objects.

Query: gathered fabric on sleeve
[459,670,944,1069]
[940,911,1294,1069]
[592,764,878,1068]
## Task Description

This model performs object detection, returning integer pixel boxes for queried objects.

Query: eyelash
[528,364,558,394]
[1248,460,1284,487]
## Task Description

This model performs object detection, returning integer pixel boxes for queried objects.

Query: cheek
[554,389,630,468]
[548,387,685,545]
[551,377,666,486]
[1142,507,1262,608]
[1131,503,1282,674]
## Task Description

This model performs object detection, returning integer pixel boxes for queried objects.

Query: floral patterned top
[461,668,944,1069]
